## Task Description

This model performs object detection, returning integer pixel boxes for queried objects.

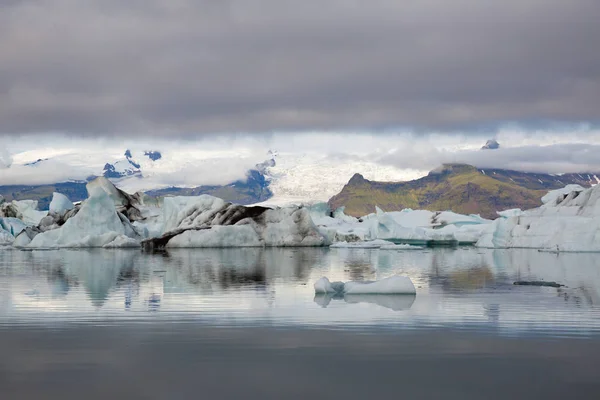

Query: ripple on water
[0,247,599,337]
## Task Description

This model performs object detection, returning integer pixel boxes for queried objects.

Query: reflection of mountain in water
[426,250,512,292]
[47,266,78,298]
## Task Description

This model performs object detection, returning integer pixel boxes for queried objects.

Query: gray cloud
[1,0,599,135]
[378,143,600,174]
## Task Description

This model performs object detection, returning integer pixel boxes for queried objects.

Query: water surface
[1,247,599,399]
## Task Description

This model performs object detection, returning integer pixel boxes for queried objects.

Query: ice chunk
[0,230,14,245]
[541,184,585,206]
[0,217,27,238]
[477,184,600,251]
[497,209,523,218]
[49,192,74,215]
[25,187,140,248]
[379,243,424,250]
[102,235,141,248]
[330,239,396,249]
[143,196,327,249]
[86,177,143,221]
[314,276,416,295]
[11,200,47,225]
[314,277,345,294]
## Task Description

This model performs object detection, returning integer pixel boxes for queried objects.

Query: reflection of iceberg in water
[314,294,415,311]
[146,273,164,312]
[28,249,138,309]
[344,294,416,311]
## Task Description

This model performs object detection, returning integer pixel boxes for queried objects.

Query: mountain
[481,139,500,150]
[0,150,276,209]
[328,163,598,219]
[0,181,90,210]
[102,149,142,179]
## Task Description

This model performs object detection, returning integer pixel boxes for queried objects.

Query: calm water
[1,247,600,399]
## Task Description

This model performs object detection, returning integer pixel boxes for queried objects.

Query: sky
[1,0,599,186]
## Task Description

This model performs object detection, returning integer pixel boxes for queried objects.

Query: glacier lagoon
[1,246,600,398]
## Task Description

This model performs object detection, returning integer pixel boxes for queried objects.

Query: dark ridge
[348,173,367,184]
[144,151,162,161]
[24,158,49,166]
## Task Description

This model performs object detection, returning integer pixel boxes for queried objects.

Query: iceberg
[86,176,144,221]
[0,199,47,225]
[314,276,416,295]
[477,184,600,252]
[142,195,327,250]
[330,239,396,249]
[49,192,74,215]
[0,217,27,238]
[20,186,141,248]
[314,205,492,246]
[379,243,424,250]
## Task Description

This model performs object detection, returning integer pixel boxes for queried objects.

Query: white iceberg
[316,205,492,246]
[142,195,327,249]
[11,200,47,225]
[21,187,140,248]
[0,217,27,238]
[1,228,14,245]
[314,276,416,295]
[330,239,396,249]
[379,243,424,250]
[49,192,74,215]
[477,184,600,252]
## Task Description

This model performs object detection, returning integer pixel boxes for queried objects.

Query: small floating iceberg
[379,243,424,250]
[329,239,397,249]
[314,276,416,295]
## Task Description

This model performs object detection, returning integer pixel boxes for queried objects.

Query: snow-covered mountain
[102,150,142,179]
[481,139,500,150]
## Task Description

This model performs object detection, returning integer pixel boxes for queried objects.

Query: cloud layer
[1,0,599,135]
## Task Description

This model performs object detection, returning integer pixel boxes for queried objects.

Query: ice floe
[314,276,416,295]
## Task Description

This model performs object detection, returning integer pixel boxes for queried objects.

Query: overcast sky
[1,0,599,135]
[1,1,599,185]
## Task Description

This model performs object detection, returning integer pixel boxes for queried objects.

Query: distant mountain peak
[348,173,367,184]
[144,151,162,161]
[103,150,142,179]
[481,139,500,150]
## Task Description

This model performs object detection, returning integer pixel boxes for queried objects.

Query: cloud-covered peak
[481,139,500,150]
